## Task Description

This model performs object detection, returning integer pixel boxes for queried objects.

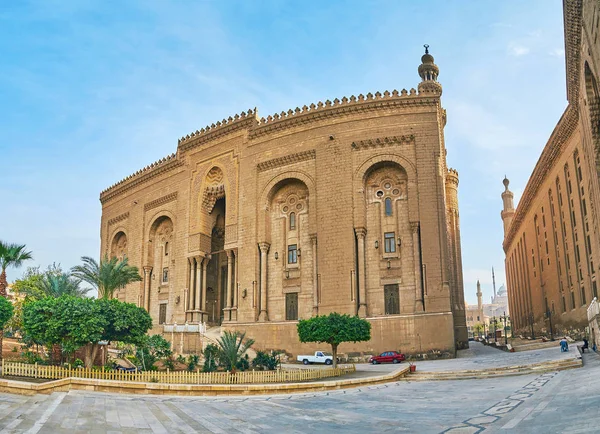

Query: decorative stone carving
[144,192,178,211]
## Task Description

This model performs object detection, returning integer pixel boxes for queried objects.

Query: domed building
[100,48,468,356]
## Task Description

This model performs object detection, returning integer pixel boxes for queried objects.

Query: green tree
[0,241,33,298]
[473,323,484,338]
[37,271,89,299]
[71,255,142,299]
[297,313,371,368]
[216,330,255,372]
[0,241,32,360]
[202,344,219,372]
[135,334,172,371]
[23,296,152,368]
[0,297,14,331]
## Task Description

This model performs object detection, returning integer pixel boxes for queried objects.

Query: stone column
[226,250,233,309]
[232,250,238,321]
[259,242,270,321]
[311,235,318,316]
[201,256,209,315]
[188,258,195,311]
[411,222,424,312]
[143,266,153,312]
[195,256,202,314]
[355,228,367,317]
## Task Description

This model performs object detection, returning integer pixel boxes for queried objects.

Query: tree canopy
[0,297,14,330]
[297,312,371,367]
[23,296,152,367]
[71,255,142,299]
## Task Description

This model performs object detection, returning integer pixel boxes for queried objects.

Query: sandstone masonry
[100,49,468,357]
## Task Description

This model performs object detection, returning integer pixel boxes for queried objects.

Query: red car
[369,351,405,364]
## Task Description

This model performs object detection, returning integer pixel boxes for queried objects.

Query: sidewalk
[415,341,579,372]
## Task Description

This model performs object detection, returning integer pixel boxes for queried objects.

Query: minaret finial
[424,44,429,54]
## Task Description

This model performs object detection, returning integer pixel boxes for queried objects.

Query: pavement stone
[0,342,596,433]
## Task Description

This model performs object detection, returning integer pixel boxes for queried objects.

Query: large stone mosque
[100,48,468,356]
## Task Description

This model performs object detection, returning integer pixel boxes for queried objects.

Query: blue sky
[0,1,566,306]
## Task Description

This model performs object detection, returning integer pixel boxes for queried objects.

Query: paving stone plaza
[0,343,597,433]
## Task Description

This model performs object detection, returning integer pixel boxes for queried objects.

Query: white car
[296,351,334,365]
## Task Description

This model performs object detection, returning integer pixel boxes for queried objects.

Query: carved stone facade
[100,49,467,356]
[502,0,600,334]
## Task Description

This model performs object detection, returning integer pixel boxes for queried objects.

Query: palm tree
[38,273,90,299]
[17,265,90,300]
[0,241,33,298]
[216,330,255,371]
[71,255,142,299]
[0,241,33,361]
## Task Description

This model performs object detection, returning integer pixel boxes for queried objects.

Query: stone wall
[99,53,466,356]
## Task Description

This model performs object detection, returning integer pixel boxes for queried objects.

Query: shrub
[164,357,175,370]
[187,354,200,372]
[135,335,173,371]
[22,350,43,364]
[235,354,250,372]
[72,358,84,368]
[252,350,281,371]
[202,345,218,372]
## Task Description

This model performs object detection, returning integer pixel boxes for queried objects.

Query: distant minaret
[501,177,515,236]
[477,280,483,312]
[492,267,497,300]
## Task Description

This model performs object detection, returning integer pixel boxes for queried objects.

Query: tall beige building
[100,48,468,356]
[502,0,600,335]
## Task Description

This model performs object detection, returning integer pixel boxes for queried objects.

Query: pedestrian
[560,337,568,352]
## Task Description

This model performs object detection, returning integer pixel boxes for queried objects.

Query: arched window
[385,198,393,216]
[289,212,296,230]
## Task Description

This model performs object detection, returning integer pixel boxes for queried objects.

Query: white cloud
[508,43,530,56]
[549,48,565,57]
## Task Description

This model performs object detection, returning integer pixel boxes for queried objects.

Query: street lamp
[492,317,498,343]
[500,311,509,345]
[528,312,535,340]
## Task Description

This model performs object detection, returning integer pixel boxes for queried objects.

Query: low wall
[0,366,409,397]
[223,312,456,357]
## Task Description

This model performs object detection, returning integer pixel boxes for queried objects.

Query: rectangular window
[384,232,396,253]
[159,304,167,325]
[162,267,169,283]
[384,284,400,315]
[562,296,566,313]
[285,293,298,320]
[582,286,587,305]
[288,244,298,264]
[583,199,588,216]
[593,281,598,299]
[571,292,576,309]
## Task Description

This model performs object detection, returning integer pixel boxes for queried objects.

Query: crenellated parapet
[445,168,459,211]
[446,168,459,187]
[100,153,183,204]
[251,89,439,138]
[177,108,258,151]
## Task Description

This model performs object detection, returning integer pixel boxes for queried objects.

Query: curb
[403,357,582,381]
[0,366,410,397]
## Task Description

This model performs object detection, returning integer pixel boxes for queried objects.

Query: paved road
[0,344,596,433]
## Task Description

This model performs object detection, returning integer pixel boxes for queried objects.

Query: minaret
[492,267,497,300]
[418,44,442,95]
[477,280,483,312]
[501,177,515,236]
